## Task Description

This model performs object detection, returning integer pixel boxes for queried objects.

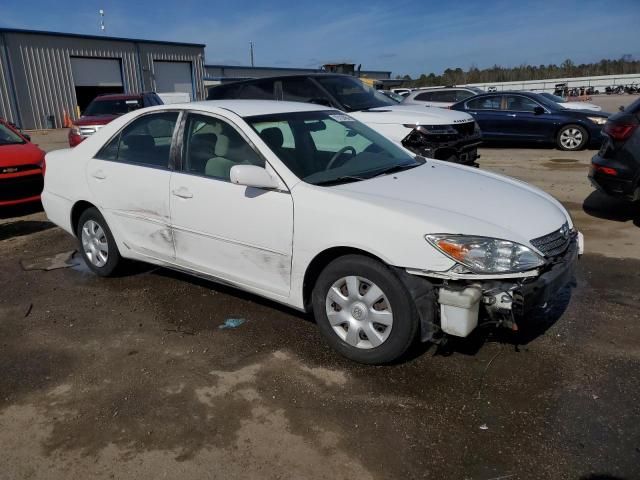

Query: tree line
[396,56,640,87]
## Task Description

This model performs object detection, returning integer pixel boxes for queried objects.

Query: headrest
[260,128,284,149]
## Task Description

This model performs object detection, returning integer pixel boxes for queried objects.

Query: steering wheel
[326,146,357,170]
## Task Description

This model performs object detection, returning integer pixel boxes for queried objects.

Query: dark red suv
[68,92,163,147]
[589,97,640,201]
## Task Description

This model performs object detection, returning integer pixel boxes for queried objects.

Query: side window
[504,95,541,112]
[236,80,275,100]
[95,112,178,167]
[466,96,502,110]
[414,92,433,101]
[455,90,476,102]
[281,77,332,104]
[182,114,264,180]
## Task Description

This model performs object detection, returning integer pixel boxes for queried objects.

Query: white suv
[403,87,485,108]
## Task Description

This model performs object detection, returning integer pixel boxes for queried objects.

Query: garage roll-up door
[154,61,193,100]
[71,58,123,86]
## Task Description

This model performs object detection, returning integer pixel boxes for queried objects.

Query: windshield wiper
[369,163,420,178]
[313,175,367,186]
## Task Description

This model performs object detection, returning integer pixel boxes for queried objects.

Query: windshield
[315,76,396,111]
[541,92,567,103]
[0,123,25,145]
[380,91,404,103]
[84,98,143,116]
[247,110,422,186]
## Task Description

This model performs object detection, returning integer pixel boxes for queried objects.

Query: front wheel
[311,255,420,364]
[557,124,588,151]
[76,207,123,276]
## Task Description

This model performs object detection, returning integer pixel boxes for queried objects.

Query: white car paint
[557,101,603,112]
[348,105,475,147]
[42,100,579,342]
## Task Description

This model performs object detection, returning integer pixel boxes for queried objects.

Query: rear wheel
[557,124,588,151]
[76,207,122,276]
[311,255,419,364]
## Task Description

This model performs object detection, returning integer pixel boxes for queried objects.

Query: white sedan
[42,100,582,364]
[538,92,603,112]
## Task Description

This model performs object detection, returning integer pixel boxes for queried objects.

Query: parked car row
[7,71,635,364]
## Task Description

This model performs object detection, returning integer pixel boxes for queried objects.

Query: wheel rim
[81,219,109,268]
[560,128,583,149]
[325,276,393,349]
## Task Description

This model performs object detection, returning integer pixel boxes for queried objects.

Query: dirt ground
[1,96,639,480]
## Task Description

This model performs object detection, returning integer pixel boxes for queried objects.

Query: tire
[311,255,420,364]
[76,207,122,277]
[557,124,588,151]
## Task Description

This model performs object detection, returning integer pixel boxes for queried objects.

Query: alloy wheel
[560,127,584,150]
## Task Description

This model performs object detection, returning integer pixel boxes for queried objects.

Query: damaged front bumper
[401,122,482,167]
[406,235,582,340]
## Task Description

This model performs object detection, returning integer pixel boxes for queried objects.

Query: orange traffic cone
[63,110,72,128]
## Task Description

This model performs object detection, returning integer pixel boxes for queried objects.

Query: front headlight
[588,116,607,125]
[426,234,545,273]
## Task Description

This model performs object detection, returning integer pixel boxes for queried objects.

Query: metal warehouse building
[0,28,206,129]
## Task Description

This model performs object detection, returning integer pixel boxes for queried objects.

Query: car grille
[452,122,475,136]
[0,173,44,202]
[530,223,572,257]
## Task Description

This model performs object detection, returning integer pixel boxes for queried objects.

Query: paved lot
[1,98,639,479]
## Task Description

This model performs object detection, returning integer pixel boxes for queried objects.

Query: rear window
[627,97,640,114]
[84,98,142,116]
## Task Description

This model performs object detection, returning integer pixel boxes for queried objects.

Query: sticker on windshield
[329,114,355,122]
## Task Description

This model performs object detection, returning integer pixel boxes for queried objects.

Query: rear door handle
[172,188,193,199]
[91,170,106,180]
[507,113,517,117]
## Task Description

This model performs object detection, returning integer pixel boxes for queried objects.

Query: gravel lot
[1,95,639,480]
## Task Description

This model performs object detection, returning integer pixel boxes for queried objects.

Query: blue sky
[1,0,639,77]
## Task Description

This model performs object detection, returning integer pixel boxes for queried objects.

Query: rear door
[463,95,505,140]
[87,111,179,260]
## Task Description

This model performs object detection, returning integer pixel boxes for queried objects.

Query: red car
[68,92,163,147]
[0,119,45,207]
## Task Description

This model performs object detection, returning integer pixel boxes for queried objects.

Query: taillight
[603,122,637,141]
[592,164,618,176]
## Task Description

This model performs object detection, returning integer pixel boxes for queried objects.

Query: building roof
[0,27,205,48]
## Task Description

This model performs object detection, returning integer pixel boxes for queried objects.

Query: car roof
[94,93,144,101]
[173,99,332,117]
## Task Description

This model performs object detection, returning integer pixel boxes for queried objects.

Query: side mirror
[21,132,31,141]
[533,106,545,115]
[230,165,279,190]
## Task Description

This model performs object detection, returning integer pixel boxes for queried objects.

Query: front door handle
[91,170,106,180]
[172,188,193,199]
[507,113,517,117]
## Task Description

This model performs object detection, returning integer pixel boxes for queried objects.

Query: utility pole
[250,41,254,67]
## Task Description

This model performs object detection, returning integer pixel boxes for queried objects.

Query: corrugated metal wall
[0,34,19,124]
[0,31,205,129]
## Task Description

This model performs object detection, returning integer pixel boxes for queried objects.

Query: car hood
[351,105,474,126]
[74,115,118,126]
[327,160,569,247]
[0,141,45,167]
[560,102,601,111]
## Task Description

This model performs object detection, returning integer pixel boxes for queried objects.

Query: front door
[86,111,178,260]
[169,112,294,297]
[501,95,554,141]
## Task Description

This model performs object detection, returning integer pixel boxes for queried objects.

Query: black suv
[589,97,640,201]
[208,74,482,166]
